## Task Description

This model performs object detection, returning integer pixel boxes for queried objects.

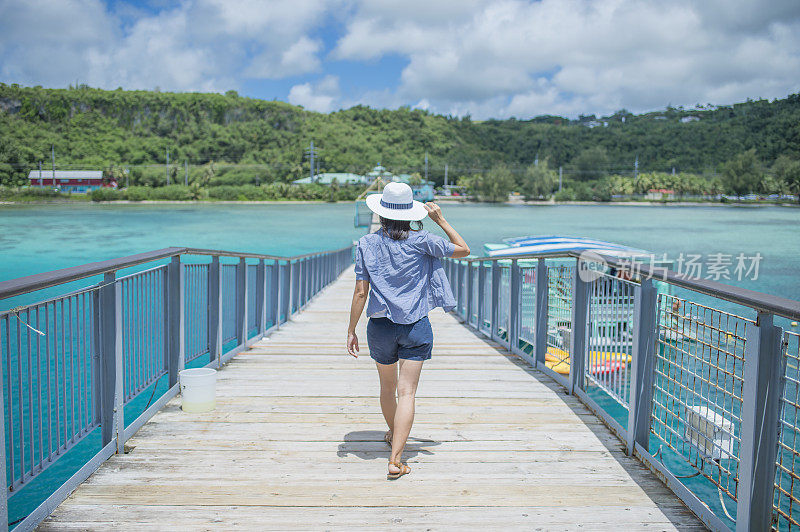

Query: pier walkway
[41,267,700,530]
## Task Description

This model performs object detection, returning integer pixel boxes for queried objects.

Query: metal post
[166,256,184,388]
[568,260,590,395]
[269,261,279,328]
[0,341,5,526]
[235,257,247,346]
[491,261,500,342]
[298,259,305,308]
[626,277,657,454]
[477,261,486,331]
[256,258,266,334]
[509,259,521,355]
[534,258,548,367]
[284,261,292,321]
[466,262,474,326]
[98,272,123,452]
[457,262,465,319]
[736,312,784,532]
[208,257,222,366]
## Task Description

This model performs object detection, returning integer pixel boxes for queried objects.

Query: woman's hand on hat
[424,202,444,225]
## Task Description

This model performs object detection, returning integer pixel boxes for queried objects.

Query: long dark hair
[380,216,423,240]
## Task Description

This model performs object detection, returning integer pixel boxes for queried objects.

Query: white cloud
[335,0,800,118]
[288,75,340,112]
[1,0,798,118]
[0,0,329,92]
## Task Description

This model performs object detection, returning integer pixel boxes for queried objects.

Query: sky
[0,0,799,119]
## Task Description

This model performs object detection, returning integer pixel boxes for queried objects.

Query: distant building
[645,188,675,200]
[27,170,112,193]
[680,116,700,123]
[293,172,369,185]
[653,115,667,120]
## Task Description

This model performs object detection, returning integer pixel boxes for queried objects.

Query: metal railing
[444,252,800,532]
[0,245,352,531]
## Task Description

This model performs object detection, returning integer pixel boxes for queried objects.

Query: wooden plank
[42,266,699,530]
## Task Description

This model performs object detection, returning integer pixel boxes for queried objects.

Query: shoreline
[1,198,798,207]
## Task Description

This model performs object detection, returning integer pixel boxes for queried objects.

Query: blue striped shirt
[354,229,457,324]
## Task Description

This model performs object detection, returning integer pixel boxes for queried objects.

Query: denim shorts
[367,316,433,365]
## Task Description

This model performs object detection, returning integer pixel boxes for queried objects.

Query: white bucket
[179,368,217,413]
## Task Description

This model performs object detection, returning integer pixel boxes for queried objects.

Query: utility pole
[51,145,56,182]
[634,155,639,180]
[444,163,448,188]
[304,141,317,182]
[559,166,563,192]
[166,148,170,185]
[125,167,129,188]
[185,160,189,186]
[424,152,428,181]
[38,160,43,187]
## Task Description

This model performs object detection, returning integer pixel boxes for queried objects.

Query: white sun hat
[365,182,429,221]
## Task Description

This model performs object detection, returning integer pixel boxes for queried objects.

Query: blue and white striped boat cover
[485,235,650,258]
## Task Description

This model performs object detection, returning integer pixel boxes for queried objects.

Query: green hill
[1,83,799,187]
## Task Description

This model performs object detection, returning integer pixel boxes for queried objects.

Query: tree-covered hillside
[0,83,799,187]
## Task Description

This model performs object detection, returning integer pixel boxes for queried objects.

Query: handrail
[444,251,796,531]
[0,247,186,300]
[0,244,355,531]
[457,251,800,320]
[0,245,354,301]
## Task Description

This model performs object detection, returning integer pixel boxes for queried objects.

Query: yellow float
[544,347,630,375]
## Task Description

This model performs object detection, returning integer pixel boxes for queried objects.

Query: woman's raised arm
[424,202,470,258]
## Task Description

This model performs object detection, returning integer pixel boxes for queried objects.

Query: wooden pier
[41,267,701,530]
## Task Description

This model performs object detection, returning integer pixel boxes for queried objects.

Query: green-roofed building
[292,173,369,185]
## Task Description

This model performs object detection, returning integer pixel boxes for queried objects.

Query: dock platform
[41,267,701,530]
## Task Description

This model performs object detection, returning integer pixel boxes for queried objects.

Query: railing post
[235,257,247,346]
[0,341,5,527]
[99,271,123,452]
[466,262,474,326]
[626,277,657,455]
[736,312,784,532]
[299,258,306,308]
[207,256,222,366]
[256,258,266,335]
[284,261,292,321]
[270,260,279,329]
[166,256,185,389]
[509,259,521,355]
[568,260,590,395]
[491,261,500,342]
[534,258,548,367]
[291,260,299,313]
[477,261,486,331]
[457,261,466,319]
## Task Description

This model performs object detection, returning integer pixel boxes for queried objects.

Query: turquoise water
[1,202,799,526]
[2,202,798,301]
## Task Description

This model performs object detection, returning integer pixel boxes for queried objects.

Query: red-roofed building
[28,170,115,193]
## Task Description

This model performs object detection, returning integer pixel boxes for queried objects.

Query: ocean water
[1,201,799,526]
[2,202,798,301]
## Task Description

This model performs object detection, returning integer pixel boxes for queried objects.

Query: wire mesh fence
[650,293,750,504]
[774,330,800,530]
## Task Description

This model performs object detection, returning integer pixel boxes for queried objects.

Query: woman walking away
[346,182,470,479]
